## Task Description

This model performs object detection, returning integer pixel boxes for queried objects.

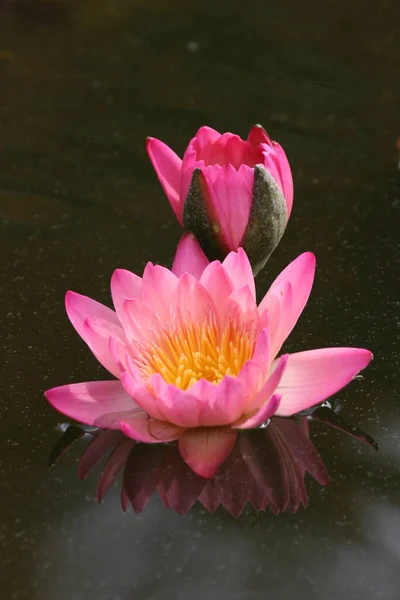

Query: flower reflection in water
[49,410,377,518]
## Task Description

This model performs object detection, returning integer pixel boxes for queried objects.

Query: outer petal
[258,252,316,359]
[233,393,281,429]
[222,248,256,299]
[178,427,238,478]
[110,269,142,324]
[171,233,209,279]
[65,291,123,376]
[275,348,373,416]
[272,141,294,217]
[247,124,272,148]
[146,137,183,222]
[45,380,137,428]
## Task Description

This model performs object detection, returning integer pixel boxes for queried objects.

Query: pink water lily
[45,234,372,478]
[147,125,293,273]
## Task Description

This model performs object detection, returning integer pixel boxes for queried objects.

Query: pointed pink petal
[65,291,122,374]
[258,252,316,359]
[178,427,237,478]
[247,124,272,148]
[233,393,281,429]
[141,263,177,322]
[171,272,216,325]
[45,380,136,428]
[110,269,142,324]
[252,328,271,373]
[275,347,373,416]
[199,260,234,325]
[172,233,209,279]
[205,163,253,249]
[199,376,247,426]
[83,316,127,378]
[272,141,293,217]
[192,125,221,150]
[121,413,183,443]
[121,370,163,420]
[222,248,256,298]
[247,353,289,412]
[227,285,260,336]
[146,137,183,222]
[236,358,266,401]
[122,297,162,345]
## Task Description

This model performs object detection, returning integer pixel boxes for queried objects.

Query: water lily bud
[147,124,293,274]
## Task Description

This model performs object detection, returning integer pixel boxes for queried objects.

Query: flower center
[135,317,255,390]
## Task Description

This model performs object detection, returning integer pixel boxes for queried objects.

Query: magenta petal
[171,233,209,279]
[247,124,272,148]
[272,141,294,217]
[110,269,142,324]
[233,393,281,429]
[222,248,256,299]
[178,427,238,478]
[146,137,183,222]
[200,261,234,325]
[207,164,253,249]
[275,347,373,416]
[171,272,216,325]
[45,380,137,428]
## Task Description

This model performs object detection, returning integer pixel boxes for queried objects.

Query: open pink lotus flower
[45,235,372,478]
[147,125,293,274]
[51,417,330,517]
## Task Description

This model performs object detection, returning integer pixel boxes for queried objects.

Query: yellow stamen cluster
[135,317,255,390]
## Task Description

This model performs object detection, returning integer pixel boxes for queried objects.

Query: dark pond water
[1,1,400,598]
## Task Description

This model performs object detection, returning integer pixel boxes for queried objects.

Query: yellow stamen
[135,315,256,390]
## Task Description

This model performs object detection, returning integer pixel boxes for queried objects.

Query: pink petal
[227,285,260,336]
[83,316,127,378]
[171,272,216,326]
[272,141,294,217]
[275,347,373,416]
[199,260,234,325]
[65,291,123,374]
[141,263,178,322]
[45,380,137,428]
[122,297,162,345]
[171,233,209,279]
[222,248,256,299]
[146,137,183,222]
[233,393,281,429]
[247,124,272,148]
[247,353,289,412]
[121,370,163,420]
[198,376,247,426]
[121,413,184,443]
[178,427,238,478]
[154,383,205,428]
[192,125,221,151]
[205,163,253,249]
[110,269,142,323]
[258,252,316,359]
[261,145,286,197]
